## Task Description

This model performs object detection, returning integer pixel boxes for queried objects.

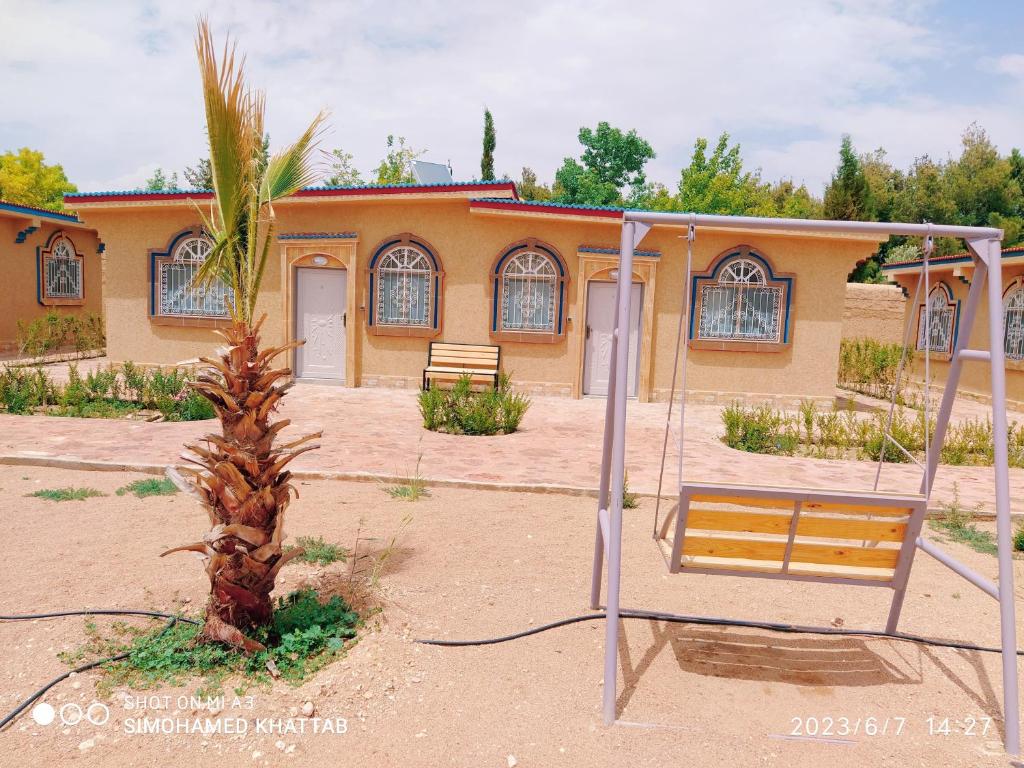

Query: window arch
[150,228,233,320]
[39,232,83,303]
[916,283,957,355]
[1004,282,1024,361]
[490,239,568,341]
[367,234,442,336]
[691,247,792,347]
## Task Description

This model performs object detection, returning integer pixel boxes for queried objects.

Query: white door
[295,267,346,381]
[583,281,642,397]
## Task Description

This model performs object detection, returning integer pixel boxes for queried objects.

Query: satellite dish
[411,160,454,184]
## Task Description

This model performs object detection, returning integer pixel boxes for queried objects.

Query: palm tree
[161,20,326,653]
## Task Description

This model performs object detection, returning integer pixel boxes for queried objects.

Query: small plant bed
[16,310,105,358]
[27,486,106,502]
[64,590,361,699]
[838,337,922,407]
[418,373,530,436]
[0,360,215,421]
[116,478,180,498]
[721,400,1024,467]
[929,486,998,556]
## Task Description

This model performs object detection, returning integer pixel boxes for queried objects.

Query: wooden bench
[422,342,500,391]
[658,481,928,588]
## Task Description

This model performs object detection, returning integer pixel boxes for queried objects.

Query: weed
[931,484,996,556]
[286,536,348,566]
[385,452,429,501]
[116,478,179,498]
[28,487,105,502]
[622,472,639,509]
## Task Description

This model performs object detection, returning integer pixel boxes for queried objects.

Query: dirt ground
[1,467,1021,767]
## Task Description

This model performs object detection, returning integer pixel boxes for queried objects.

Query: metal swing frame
[589,212,1021,755]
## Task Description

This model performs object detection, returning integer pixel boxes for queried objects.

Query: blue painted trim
[689,249,795,344]
[491,241,569,334]
[0,200,79,222]
[367,236,441,330]
[491,278,500,332]
[16,225,38,244]
[578,245,661,258]
[471,197,624,213]
[148,228,204,317]
[278,232,356,240]
[97,242,105,254]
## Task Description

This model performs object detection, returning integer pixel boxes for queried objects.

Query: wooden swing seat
[659,481,928,587]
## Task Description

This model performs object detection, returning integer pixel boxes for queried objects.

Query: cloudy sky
[2,0,1022,195]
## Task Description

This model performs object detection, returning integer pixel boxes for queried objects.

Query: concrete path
[0,382,1020,515]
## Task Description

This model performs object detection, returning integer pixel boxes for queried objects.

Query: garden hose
[0,609,199,732]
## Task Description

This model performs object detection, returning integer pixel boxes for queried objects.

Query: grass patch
[69,590,360,699]
[116,478,179,498]
[930,484,997,556]
[622,472,639,509]
[28,487,105,502]
[385,453,429,501]
[286,536,348,566]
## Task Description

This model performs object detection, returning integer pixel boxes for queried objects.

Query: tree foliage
[325,148,364,187]
[518,167,551,201]
[554,121,654,206]
[374,135,423,185]
[145,168,180,191]
[481,108,496,181]
[0,148,77,210]
[823,135,871,221]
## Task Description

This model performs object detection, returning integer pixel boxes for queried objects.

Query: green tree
[481,108,496,181]
[769,179,823,219]
[325,148,364,186]
[823,135,871,221]
[944,124,1022,228]
[554,121,654,206]
[517,167,552,201]
[678,133,771,215]
[0,148,77,210]
[145,168,179,191]
[183,157,213,189]
[374,135,424,184]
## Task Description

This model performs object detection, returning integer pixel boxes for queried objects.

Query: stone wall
[842,283,905,344]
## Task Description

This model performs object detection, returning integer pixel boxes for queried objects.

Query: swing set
[590,212,1021,755]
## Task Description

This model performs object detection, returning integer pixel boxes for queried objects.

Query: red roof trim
[469,199,623,220]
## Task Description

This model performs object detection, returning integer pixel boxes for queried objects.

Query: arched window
[916,284,957,355]
[152,230,232,319]
[376,246,432,326]
[367,234,442,336]
[490,240,568,341]
[40,233,83,302]
[1005,284,1024,361]
[694,249,788,344]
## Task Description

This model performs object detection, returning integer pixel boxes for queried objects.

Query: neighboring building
[65,182,885,404]
[883,245,1024,408]
[0,199,103,354]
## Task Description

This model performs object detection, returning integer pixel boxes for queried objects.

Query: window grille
[44,238,82,299]
[697,257,782,342]
[376,246,431,326]
[1005,286,1024,361]
[159,236,232,317]
[501,251,557,332]
[917,287,955,354]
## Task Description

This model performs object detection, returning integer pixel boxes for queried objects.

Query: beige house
[65,182,885,404]
[883,245,1024,408]
[0,199,103,354]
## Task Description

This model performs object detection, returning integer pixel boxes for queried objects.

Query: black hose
[416,607,1024,656]
[0,609,200,732]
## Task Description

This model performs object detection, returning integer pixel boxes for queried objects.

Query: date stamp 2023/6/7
[781,715,994,740]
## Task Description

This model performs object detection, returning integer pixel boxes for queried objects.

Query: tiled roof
[0,199,80,222]
[65,180,517,204]
[278,232,357,240]
[882,244,1024,270]
[469,197,624,219]
[578,245,661,258]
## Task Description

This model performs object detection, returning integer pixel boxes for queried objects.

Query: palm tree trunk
[162,316,319,652]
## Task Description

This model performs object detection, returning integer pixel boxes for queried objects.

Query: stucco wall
[0,218,103,352]
[892,264,1024,408]
[77,198,880,402]
[841,283,905,344]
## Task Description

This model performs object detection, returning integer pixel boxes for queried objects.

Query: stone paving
[0,377,1020,515]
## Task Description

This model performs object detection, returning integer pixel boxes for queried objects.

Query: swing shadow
[615,619,921,717]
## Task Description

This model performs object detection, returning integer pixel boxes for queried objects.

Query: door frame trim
[583,281,643,398]
[281,238,359,387]
[573,252,657,401]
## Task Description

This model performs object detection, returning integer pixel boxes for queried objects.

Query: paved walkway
[0,382,1020,515]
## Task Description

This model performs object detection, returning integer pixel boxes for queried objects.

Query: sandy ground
[1,467,1022,767]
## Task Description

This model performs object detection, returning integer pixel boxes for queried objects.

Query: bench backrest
[427,342,500,372]
[670,483,927,584]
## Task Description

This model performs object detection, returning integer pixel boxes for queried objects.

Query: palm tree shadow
[615,621,920,717]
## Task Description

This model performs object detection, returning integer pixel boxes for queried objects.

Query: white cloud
[0,0,1020,196]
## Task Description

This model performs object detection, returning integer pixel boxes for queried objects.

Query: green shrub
[838,337,911,402]
[721,402,798,455]
[0,366,54,413]
[16,311,105,357]
[1014,523,1024,553]
[417,373,530,436]
[116,478,179,498]
[28,487,105,502]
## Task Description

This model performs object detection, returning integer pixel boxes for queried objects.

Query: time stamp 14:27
[788,715,994,738]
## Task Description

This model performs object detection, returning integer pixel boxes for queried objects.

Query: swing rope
[653,216,696,537]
